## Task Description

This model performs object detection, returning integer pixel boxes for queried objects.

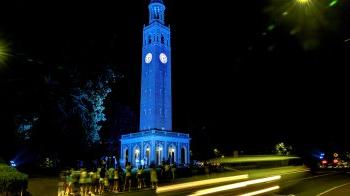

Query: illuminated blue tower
[140,0,172,131]
[120,0,190,167]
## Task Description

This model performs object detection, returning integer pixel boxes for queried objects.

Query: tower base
[120,129,190,168]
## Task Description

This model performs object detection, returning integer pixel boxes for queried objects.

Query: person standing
[113,167,120,192]
[171,163,176,181]
[136,166,144,189]
[124,162,132,192]
[108,167,115,191]
[150,164,158,189]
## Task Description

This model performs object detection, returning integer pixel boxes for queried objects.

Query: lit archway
[124,148,129,165]
[168,145,176,164]
[144,145,151,166]
[181,147,186,164]
[156,145,163,165]
[133,146,140,167]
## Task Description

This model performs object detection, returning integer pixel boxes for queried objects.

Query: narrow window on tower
[157,8,160,19]
[148,35,152,44]
[161,35,165,44]
[154,8,159,19]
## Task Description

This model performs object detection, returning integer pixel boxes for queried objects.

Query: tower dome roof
[150,0,163,4]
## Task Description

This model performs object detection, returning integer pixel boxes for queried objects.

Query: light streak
[156,174,248,194]
[188,175,281,196]
[239,186,280,196]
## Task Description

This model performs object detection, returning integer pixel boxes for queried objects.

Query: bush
[0,164,28,195]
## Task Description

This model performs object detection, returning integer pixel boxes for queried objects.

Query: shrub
[0,164,28,195]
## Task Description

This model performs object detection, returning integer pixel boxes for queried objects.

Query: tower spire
[149,0,166,24]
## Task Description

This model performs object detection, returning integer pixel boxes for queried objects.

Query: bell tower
[140,0,172,131]
[120,0,190,167]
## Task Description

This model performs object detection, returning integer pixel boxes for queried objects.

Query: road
[102,167,350,196]
[278,171,350,196]
[154,169,350,196]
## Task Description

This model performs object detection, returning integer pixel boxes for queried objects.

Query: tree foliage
[0,164,28,194]
[275,142,293,156]
[71,69,116,143]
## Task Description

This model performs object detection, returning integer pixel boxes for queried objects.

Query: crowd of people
[57,160,178,196]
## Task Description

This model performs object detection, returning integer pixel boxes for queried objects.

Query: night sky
[1,0,350,155]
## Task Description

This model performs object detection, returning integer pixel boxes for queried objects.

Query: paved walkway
[28,177,58,196]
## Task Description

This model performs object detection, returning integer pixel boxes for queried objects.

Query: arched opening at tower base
[181,147,186,164]
[145,145,151,166]
[124,148,129,164]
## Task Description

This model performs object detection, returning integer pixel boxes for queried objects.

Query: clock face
[159,53,168,64]
[145,53,152,64]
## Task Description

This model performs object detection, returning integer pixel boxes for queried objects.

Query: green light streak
[267,24,275,31]
[211,155,300,164]
[329,0,338,7]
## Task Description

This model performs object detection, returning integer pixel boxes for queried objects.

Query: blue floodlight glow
[10,160,16,167]
[319,152,325,160]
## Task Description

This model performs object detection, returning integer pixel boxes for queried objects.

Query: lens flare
[0,39,10,67]
[297,0,310,4]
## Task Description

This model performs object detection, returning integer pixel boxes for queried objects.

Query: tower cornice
[150,0,164,4]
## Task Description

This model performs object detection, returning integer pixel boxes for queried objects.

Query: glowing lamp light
[333,159,339,164]
[321,160,327,164]
[135,149,140,154]
[297,0,310,4]
[0,39,10,67]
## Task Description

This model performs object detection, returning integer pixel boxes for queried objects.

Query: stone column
[177,142,180,164]
[151,140,156,164]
